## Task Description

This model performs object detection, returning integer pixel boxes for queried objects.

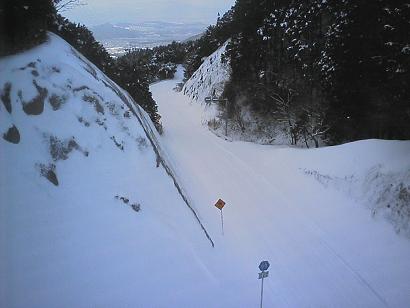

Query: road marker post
[204,96,229,136]
[258,261,270,308]
[214,199,226,235]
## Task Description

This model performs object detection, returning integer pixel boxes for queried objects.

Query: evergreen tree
[219,0,410,144]
[322,0,410,142]
[112,52,161,129]
[0,0,55,56]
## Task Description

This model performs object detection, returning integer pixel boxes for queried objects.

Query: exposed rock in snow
[1,82,12,113]
[2,125,20,144]
[20,80,48,115]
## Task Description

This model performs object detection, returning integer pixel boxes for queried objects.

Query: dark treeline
[0,0,162,131]
[110,41,190,129]
[185,0,410,145]
[118,42,187,83]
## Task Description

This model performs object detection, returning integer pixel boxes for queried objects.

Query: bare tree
[266,84,329,148]
[298,105,329,148]
[54,0,85,12]
[268,87,300,145]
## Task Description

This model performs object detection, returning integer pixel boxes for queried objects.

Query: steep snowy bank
[182,40,231,103]
[0,33,214,308]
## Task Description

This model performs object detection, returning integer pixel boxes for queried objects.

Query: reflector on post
[214,199,225,210]
[214,199,226,235]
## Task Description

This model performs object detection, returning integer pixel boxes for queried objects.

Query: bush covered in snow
[364,166,410,236]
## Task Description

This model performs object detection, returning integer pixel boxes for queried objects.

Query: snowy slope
[154,68,410,307]
[0,33,215,308]
[183,40,231,103]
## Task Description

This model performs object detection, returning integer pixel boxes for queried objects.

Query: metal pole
[260,275,264,308]
[225,99,228,136]
[220,209,224,235]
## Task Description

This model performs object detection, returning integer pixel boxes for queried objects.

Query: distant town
[91,21,206,56]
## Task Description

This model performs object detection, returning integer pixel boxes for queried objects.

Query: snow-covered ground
[154,66,410,307]
[2,34,410,308]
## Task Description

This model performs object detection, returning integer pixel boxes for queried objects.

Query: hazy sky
[62,0,236,27]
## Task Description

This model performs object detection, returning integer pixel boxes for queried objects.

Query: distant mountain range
[91,21,206,56]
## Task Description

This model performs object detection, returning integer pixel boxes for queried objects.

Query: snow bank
[300,140,410,236]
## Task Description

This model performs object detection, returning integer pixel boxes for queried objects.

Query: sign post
[258,261,270,308]
[204,96,229,136]
[214,199,226,235]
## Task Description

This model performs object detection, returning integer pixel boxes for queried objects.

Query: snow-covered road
[151,67,410,307]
